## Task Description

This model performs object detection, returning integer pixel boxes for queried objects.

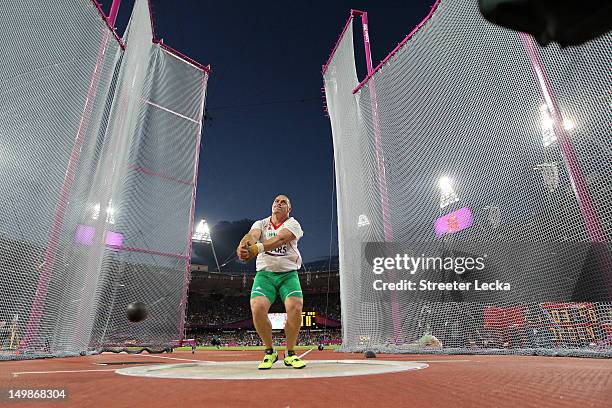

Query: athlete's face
[272,195,291,217]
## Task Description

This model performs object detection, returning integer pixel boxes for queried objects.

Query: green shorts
[250,270,303,304]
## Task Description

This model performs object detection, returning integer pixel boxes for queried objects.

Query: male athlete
[236,194,306,369]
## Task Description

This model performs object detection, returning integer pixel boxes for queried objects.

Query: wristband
[248,242,265,257]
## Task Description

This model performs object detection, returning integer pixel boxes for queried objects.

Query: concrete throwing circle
[115,360,428,380]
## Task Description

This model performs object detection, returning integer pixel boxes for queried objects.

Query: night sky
[106,0,434,262]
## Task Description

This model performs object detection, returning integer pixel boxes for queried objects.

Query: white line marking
[298,347,315,359]
[132,353,210,363]
[410,360,474,363]
[12,358,472,378]
[196,353,247,357]
[13,369,116,377]
[140,98,200,124]
[115,360,428,380]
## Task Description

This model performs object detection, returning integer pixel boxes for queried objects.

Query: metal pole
[352,10,392,242]
[352,10,374,74]
[354,10,402,344]
[108,0,122,27]
[210,237,221,272]
[178,72,209,338]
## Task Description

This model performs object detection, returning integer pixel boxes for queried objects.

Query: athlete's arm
[246,228,296,258]
[261,228,295,251]
[240,229,262,246]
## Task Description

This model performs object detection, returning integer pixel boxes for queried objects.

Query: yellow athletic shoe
[258,351,278,370]
[283,354,306,369]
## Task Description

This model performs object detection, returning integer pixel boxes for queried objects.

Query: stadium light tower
[192,219,221,272]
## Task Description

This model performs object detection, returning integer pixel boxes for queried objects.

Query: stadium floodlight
[563,118,575,131]
[106,200,115,224]
[438,177,453,193]
[192,219,211,243]
[192,219,221,272]
[91,200,115,224]
[357,214,370,227]
[439,177,459,209]
[92,203,100,220]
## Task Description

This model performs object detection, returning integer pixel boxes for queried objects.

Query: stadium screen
[268,312,317,329]
[268,313,287,330]
[75,224,124,248]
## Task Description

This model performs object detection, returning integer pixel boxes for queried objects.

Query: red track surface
[1,350,611,407]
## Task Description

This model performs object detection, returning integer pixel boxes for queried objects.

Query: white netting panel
[0,0,207,359]
[324,0,611,357]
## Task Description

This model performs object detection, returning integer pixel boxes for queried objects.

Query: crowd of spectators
[187,295,251,326]
[302,293,341,321]
[189,329,343,347]
[186,293,341,327]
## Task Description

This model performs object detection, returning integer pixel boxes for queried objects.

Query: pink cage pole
[353,0,440,94]
[518,33,611,296]
[518,34,606,243]
[351,10,393,242]
[108,0,122,27]
[352,10,374,74]
[352,10,402,344]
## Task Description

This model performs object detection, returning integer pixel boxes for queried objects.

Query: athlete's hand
[237,244,251,261]
[247,244,260,258]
